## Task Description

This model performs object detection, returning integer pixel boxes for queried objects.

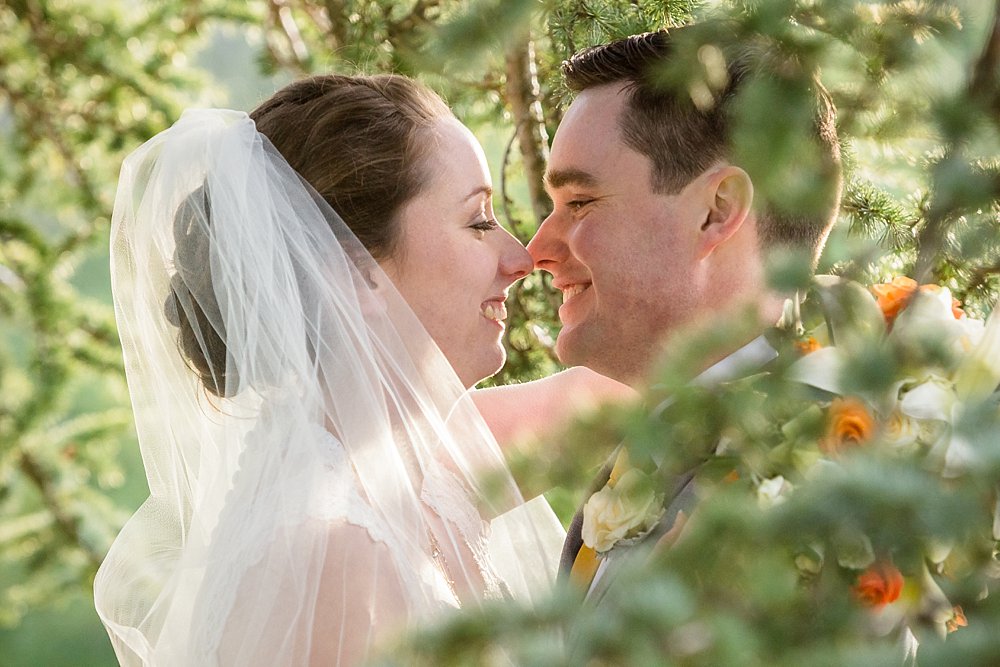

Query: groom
[527,27,843,597]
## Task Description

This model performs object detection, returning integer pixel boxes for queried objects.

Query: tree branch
[504,35,551,231]
[18,451,104,573]
[914,1,1000,282]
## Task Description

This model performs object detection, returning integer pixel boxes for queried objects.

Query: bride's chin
[456,346,506,388]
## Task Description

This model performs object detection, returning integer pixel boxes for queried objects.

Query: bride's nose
[498,232,533,282]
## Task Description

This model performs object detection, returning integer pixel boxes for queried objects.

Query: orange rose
[794,336,822,356]
[870,276,918,324]
[854,561,904,607]
[869,276,917,324]
[946,605,968,633]
[821,397,874,455]
[871,277,965,324]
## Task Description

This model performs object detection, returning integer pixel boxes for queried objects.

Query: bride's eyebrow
[464,185,493,201]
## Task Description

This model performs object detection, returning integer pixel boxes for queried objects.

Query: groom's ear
[695,165,754,261]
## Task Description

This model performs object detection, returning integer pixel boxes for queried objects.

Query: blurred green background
[1,0,997,664]
[0,18,282,665]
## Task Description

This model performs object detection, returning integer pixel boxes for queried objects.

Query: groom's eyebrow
[544,168,597,191]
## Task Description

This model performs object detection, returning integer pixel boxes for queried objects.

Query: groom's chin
[555,324,631,384]
[554,324,591,370]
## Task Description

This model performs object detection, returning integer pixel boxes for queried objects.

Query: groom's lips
[556,281,591,303]
[555,281,592,323]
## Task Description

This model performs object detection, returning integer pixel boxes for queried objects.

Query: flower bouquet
[709,275,1000,647]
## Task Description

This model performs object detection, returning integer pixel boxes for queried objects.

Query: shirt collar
[650,334,778,420]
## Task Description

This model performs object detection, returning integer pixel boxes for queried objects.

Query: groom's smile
[560,283,590,300]
[556,282,593,326]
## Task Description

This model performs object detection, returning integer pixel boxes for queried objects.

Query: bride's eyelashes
[470,217,500,239]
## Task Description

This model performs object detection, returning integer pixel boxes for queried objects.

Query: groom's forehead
[545,92,642,189]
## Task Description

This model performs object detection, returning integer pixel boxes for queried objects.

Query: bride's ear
[362,268,381,291]
[696,166,754,260]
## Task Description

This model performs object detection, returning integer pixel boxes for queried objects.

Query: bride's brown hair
[250,74,452,259]
[167,74,452,397]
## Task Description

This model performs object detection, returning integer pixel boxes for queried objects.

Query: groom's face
[528,84,712,384]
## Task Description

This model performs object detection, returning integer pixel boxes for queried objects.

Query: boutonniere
[581,466,665,555]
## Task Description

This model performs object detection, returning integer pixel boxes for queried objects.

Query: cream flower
[891,287,983,359]
[899,375,957,423]
[883,409,920,451]
[582,469,664,554]
[757,475,793,509]
[789,346,847,396]
[955,306,1000,400]
[834,527,875,570]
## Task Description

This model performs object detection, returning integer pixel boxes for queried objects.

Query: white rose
[789,346,846,396]
[581,469,663,554]
[955,307,1000,400]
[756,475,793,509]
[892,287,981,359]
[883,409,920,451]
[899,375,957,423]
[834,527,875,569]
[955,316,985,352]
[942,430,977,478]
[893,285,952,326]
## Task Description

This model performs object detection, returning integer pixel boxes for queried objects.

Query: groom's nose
[526,210,567,273]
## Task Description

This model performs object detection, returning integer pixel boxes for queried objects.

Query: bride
[94,74,625,665]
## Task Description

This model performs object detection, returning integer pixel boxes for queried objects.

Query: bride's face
[380,117,532,388]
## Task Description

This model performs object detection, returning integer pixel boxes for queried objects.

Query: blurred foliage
[2,0,999,664]
[0,0,242,629]
[395,279,1000,665]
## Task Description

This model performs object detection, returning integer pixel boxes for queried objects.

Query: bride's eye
[470,218,499,238]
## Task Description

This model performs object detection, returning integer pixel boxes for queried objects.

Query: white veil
[94,109,564,666]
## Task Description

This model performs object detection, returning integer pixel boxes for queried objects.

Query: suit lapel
[561,334,785,594]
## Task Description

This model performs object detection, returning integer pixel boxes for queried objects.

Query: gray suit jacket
[558,334,782,601]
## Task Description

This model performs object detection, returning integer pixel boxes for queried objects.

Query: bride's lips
[480,298,508,324]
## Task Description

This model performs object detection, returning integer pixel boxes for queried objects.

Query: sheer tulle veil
[94,109,564,665]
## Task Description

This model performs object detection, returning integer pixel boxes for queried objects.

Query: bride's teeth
[481,302,507,321]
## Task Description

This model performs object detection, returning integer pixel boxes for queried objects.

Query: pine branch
[842,179,920,252]
[915,1,1000,281]
[17,451,104,574]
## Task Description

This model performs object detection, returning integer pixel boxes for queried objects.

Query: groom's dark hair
[562,25,842,261]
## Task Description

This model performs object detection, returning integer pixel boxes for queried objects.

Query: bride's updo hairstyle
[166,75,452,397]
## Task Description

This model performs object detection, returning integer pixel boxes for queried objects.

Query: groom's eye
[567,199,594,212]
